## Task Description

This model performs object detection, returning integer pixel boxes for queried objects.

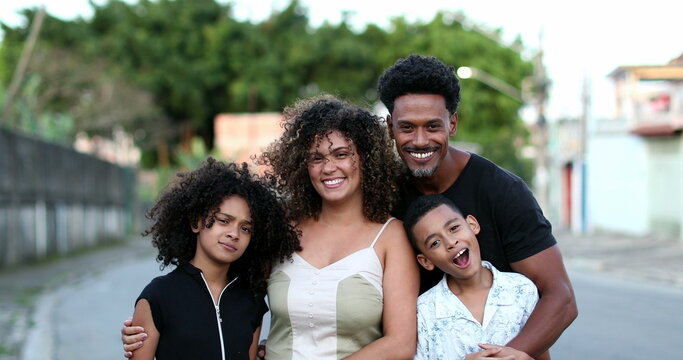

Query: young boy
[404,194,546,360]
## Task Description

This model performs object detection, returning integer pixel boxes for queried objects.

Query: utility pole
[531,32,550,213]
[1,7,46,124]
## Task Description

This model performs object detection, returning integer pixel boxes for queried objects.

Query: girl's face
[307,130,363,205]
[193,195,253,267]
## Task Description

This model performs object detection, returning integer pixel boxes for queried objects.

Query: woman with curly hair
[129,158,299,360]
[258,95,419,359]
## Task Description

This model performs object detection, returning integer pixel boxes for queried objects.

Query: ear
[465,215,480,235]
[386,114,395,139]
[416,254,436,271]
[191,219,201,233]
[448,113,458,137]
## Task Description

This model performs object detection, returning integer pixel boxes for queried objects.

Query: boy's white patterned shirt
[414,261,538,360]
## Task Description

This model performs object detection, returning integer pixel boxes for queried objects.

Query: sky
[2,0,682,121]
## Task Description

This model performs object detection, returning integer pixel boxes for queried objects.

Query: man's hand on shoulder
[121,317,147,358]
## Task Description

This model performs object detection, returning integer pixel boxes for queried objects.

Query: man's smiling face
[387,94,457,178]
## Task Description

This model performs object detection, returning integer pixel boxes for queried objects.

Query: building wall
[646,137,682,237]
[587,133,650,235]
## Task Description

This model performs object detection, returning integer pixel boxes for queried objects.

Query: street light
[456,66,524,102]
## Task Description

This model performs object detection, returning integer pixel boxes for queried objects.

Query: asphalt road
[21,252,683,360]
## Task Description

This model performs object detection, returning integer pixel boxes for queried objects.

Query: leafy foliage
[1,0,534,180]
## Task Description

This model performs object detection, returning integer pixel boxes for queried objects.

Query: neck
[190,255,230,287]
[446,265,493,295]
[318,196,366,226]
[413,147,469,194]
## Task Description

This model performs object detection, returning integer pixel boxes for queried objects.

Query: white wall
[586,134,649,235]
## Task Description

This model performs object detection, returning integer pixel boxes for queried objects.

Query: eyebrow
[309,146,352,154]
[217,212,252,224]
[422,217,458,247]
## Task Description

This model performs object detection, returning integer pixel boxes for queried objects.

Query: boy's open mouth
[452,248,470,269]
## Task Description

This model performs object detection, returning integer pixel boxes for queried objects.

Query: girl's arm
[130,299,160,360]
[345,221,419,360]
[248,326,262,360]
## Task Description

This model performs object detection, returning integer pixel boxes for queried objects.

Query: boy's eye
[449,225,459,232]
[429,239,440,248]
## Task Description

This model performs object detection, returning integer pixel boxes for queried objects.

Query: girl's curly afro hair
[377,54,461,115]
[257,95,402,223]
[143,157,300,294]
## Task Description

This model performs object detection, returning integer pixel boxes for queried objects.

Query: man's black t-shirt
[394,153,556,293]
[137,263,268,359]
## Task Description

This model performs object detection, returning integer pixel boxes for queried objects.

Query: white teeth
[323,178,343,185]
[409,151,434,159]
[454,248,466,258]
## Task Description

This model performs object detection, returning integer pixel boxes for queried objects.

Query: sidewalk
[0,231,681,359]
[556,230,683,288]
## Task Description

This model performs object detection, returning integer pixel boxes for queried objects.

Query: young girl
[130,158,300,360]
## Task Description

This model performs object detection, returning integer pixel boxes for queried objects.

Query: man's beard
[411,166,437,178]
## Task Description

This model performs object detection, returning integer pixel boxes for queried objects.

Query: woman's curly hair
[257,95,402,223]
[377,54,461,115]
[143,157,300,294]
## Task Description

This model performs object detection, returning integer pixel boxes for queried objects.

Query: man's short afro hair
[377,54,461,115]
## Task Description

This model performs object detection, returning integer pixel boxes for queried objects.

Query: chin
[410,167,437,178]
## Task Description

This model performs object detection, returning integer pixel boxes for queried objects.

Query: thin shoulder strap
[370,217,396,248]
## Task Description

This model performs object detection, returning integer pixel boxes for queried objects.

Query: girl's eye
[217,218,229,224]
[241,226,252,233]
[336,152,348,158]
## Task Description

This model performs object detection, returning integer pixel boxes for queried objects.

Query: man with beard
[378,54,576,360]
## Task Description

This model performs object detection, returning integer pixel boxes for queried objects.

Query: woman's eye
[309,154,324,163]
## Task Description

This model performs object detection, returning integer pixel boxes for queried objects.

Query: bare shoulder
[375,218,411,252]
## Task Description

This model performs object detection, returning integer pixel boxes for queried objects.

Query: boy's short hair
[403,194,463,253]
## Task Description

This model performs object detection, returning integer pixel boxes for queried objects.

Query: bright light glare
[457,66,473,79]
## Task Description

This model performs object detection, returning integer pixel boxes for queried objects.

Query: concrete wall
[0,128,136,268]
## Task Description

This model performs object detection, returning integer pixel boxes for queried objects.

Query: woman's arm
[129,299,160,360]
[248,326,262,360]
[345,222,419,360]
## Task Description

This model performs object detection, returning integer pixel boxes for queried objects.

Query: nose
[413,128,429,147]
[322,157,337,173]
[225,224,239,240]
[446,237,458,250]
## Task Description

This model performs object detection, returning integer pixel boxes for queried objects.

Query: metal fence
[0,128,136,268]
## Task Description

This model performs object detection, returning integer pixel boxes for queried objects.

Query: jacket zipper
[200,273,238,360]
